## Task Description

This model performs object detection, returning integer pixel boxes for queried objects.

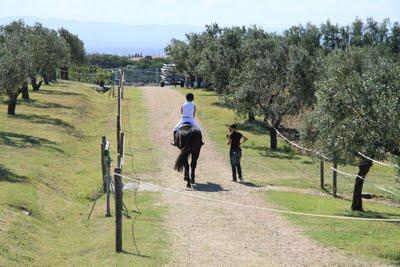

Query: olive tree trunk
[248,111,256,123]
[351,159,373,211]
[7,93,17,115]
[269,127,278,150]
[60,67,69,80]
[49,68,57,82]
[43,74,49,85]
[266,117,281,151]
[31,77,43,91]
[21,82,29,100]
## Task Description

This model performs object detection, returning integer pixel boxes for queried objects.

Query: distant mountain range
[0,16,204,56]
[0,17,282,56]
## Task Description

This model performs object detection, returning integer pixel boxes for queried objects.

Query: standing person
[226,124,248,182]
[172,93,201,145]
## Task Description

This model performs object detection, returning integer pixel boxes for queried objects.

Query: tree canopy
[0,20,78,114]
[166,17,400,210]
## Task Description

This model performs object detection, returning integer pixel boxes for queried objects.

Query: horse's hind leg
[184,158,191,187]
[190,151,200,184]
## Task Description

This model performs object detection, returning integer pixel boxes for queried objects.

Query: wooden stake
[120,132,125,166]
[121,69,124,99]
[117,115,121,153]
[101,136,106,193]
[114,168,123,253]
[105,151,111,217]
[332,160,338,198]
[320,158,324,189]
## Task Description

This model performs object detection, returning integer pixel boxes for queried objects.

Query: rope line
[264,120,400,197]
[114,173,400,222]
[375,185,400,198]
[358,152,400,169]
[265,119,331,160]
[330,167,365,180]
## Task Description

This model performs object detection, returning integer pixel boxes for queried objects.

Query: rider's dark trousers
[230,148,242,181]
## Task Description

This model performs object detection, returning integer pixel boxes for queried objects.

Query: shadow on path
[239,181,262,188]
[192,182,228,192]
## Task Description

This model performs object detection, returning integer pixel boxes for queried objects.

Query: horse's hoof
[190,179,195,184]
[186,183,191,188]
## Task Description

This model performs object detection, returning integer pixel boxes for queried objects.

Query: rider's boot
[171,131,177,146]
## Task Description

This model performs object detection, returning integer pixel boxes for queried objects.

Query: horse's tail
[174,146,190,172]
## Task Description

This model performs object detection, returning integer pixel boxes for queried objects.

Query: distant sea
[0,17,282,56]
[0,16,204,56]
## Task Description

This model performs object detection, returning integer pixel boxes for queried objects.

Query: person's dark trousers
[230,149,242,181]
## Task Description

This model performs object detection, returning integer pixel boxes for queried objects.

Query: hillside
[0,81,168,265]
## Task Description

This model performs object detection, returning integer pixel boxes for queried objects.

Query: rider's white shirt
[173,101,201,131]
[182,101,195,118]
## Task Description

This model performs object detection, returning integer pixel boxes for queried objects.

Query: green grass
[121,88,161,175]
[177,88,400,201]
[266,191,400,264]
[177,87,400,263]
[0,81,169,266]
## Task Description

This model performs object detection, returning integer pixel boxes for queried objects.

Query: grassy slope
[178,88,400,264]
[0,81,168,266]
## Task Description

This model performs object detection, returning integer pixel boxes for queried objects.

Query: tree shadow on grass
[246,146,300,160]
[19,99,73,110]
[387,254,400,265]
[14,114,74,130]
[211,101,234,109]
[0,131,64,153]
[38,89,83,96]
[344,209,400,220]
[192,182,228,192]
[236,121,269,136]
[0,164,29,183]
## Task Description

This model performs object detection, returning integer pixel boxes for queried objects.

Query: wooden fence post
[119,132,125,171]
[320,158,324,189]
[117,115,121,153]
[105,169,111,217]
[332,160,338,198]
[117,71,122,153]
[114,168,123,253]
[121,69,125,99]
[105,140,111,217]
[101,136,106,193]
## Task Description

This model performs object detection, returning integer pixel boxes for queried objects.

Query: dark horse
[173,124,203,188]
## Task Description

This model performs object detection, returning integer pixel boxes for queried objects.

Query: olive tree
[59,28,86,79]
[29,24,70,87]
[165,38,189,73]
[390,22,400,54]
[233,34,296,150]
[301,47,400,211]
[197,26,245,94]
[0,21,33,101]
[284,23,321,56]
[0,30,33,114]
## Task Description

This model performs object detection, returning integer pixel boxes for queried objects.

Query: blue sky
[1,0,399,27]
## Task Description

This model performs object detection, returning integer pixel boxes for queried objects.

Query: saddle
[179,122,193,131]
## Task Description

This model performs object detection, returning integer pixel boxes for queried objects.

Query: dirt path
[140,87,386,267]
